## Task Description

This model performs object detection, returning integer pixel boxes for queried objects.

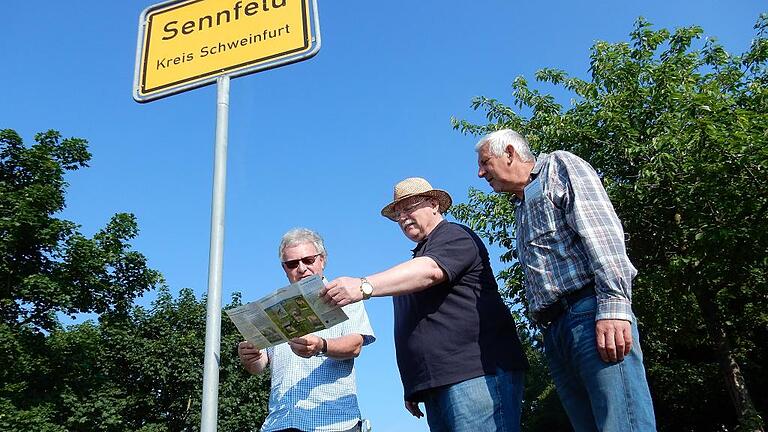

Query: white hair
[279,228,326,261]
[474,129,535,162]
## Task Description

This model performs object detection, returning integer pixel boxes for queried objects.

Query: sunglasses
[281,253,322,269]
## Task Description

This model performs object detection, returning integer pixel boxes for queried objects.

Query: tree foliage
[0,129,161,332]
[451,15,768,432]
[0,130,270,431]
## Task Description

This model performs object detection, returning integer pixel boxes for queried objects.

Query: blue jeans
[421,368,525,432]
[542,295,656,432]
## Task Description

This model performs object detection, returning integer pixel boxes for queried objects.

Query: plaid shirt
[514,151,636,322]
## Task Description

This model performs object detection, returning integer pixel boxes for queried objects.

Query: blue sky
[2,1,765,430]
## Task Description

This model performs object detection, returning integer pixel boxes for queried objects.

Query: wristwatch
[315,337,328,357]
[360,277,374,300]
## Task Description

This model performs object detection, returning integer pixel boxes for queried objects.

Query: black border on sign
[140,0,311,95]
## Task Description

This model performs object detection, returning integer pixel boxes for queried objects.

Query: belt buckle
[534,303,560,329]
[537,317,554,330]
[538,296,571,329]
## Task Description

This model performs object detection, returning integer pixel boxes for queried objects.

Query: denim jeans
[542,295,656,432]
[421,368,525,432]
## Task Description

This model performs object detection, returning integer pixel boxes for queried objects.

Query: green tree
[0,128,163,428]
[0,129,270,430]
[451,15,768,432]
[41,289,269,431]
[0,129,160,333]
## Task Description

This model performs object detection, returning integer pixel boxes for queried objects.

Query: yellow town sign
[134,0,320,102]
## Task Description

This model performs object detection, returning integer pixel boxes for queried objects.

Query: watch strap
[315,337,328,357]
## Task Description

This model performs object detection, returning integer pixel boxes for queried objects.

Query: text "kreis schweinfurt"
[154,0,294,70]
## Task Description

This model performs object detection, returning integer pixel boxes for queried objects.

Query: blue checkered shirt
[514,151,636,322]
[261,300,375,432]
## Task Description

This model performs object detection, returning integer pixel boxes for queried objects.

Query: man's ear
[430,198,440,210]
[505,145,516,162]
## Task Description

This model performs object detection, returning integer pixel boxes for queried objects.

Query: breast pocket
[524,195,556,243]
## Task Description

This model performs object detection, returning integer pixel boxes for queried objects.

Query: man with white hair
[237,228,375,432]
[322,177,528,432]
[475,129,656,431]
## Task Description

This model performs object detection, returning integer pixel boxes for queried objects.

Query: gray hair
[278,228,327,261]
[474,129,535,162]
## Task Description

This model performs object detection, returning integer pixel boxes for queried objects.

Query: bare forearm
[325,334,364,360]
[367,257,446,297]
[322,257,446,307]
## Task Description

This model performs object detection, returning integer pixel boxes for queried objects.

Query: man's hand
[595,319,633,362]
[320,277,364,306]
[288,334,325,358]
[238,341,265,374]
[404,400,424,418]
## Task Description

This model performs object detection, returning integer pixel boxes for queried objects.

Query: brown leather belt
[533,283,596,327]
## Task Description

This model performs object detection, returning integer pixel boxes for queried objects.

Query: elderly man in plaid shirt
[238,228,375,432]
[475,129,656,432]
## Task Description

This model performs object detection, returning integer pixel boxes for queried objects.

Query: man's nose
[478,166,486,177]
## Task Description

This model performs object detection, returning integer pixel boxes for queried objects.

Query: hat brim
[381,189,453,220]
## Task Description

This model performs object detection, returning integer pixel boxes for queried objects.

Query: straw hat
[381,177,453,220]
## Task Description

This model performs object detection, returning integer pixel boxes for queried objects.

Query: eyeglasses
[281,253,322,269]
[390,198,429,221]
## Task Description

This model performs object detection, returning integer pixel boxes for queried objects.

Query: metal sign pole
[200,75,230,432]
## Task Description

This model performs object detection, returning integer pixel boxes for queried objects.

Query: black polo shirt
[393,220,528,401]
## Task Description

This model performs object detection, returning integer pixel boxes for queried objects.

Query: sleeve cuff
[595,298,633,323]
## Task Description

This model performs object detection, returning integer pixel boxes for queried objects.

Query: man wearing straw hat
[321,177,528,432]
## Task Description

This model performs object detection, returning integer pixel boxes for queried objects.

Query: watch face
[362,281,373,297]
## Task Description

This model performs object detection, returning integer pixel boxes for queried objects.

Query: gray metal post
[200,75,230,432]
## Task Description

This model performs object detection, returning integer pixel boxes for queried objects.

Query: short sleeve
[420,223,478,283]
[339,301,376,345]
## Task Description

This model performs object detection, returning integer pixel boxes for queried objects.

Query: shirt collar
[410,219,447,256]
[530,153,547,178]
[511,153,547,206]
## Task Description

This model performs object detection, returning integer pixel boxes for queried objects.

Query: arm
[238,341,269,375]
[555,152,636,322]
[288,333,365,360]
[554,153,636,361]
[321,257,447,306]
[368,256,446,296]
